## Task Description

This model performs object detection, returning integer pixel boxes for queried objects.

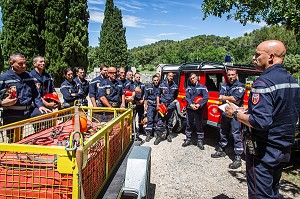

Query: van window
[238,72,259,90]
[206,74,223,91]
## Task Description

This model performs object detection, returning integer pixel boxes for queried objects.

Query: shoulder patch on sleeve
[252,93,260,105]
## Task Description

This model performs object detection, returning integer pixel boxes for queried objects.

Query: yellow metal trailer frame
[0,106,133,199]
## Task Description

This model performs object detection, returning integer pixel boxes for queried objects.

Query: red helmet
[124,89,133,97]
[193,96,203,104]
[43,93,60,103]
[158,104,167,117]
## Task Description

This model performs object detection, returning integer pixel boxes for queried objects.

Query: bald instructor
[225,40,300,198]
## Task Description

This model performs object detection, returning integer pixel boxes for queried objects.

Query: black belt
[6,105,32,111]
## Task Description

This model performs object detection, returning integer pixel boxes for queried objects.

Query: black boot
[154,133,162,145]
[166,129,172,142]
[145,135,151,142]
[229,155,242,169]
[167,135,172,142]
[211,147,226,158]
[197,140,204,150]
[182,139,192,147]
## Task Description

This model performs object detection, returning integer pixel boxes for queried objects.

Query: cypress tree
[112,8,128,67]
[0,43,4,72]
[98,0,128,67]
[63,0,89,70]
[0,0,40,70]
[44,0,68,84]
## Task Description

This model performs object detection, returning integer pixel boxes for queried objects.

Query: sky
[88,0,266,49]
[0,0,266,49]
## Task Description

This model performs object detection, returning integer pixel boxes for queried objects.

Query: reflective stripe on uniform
[1,79,20,83]
[251,83,300,94]
[61,85,73,89]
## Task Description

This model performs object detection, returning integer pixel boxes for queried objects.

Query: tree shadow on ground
[212,194,234,199]
[279,179,300,199]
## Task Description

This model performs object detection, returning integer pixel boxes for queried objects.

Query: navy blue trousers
[185,107,204,140]
[219,113,243,155]
[145,105,158,136]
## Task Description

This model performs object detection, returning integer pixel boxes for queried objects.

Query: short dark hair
[100,64,107,71]
[152,74,159,80]
[64,67,73,75]
[134,72,141,77]
[75,67,84,73]
[189,73,197,78]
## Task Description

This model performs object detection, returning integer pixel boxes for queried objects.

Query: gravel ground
[139,127,300,199]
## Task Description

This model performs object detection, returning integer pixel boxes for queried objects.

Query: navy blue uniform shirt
[74,77,89,98]
[158,81,178,104]
[220,80,245,106]
[186,83,209,108]
[30,69,55,97]
[125,80,135,91]
[60,79,84,103]
[133,81,145,101]
[89,75,105,99]
[248,64,300,149]
[0,68,43,108]
[144,83,160,102]
[119,78,130,89]
[98,79,123,102]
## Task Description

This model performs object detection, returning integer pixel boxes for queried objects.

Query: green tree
[63,0,89,70]
[0,42,3,72]
[111,7,128,67]
[284,54,300,75]
[0,0,40,70]
[97,0,128,67]
[44,0,68,85]
[88,46,102,72]
[201,0,300,41]
[98,0,115,65]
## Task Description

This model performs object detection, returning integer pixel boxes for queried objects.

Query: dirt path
[140,127,300,199]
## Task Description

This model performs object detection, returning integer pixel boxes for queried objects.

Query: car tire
[172,111,183,133]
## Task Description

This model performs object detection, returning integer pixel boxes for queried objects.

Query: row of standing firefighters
[1,40,300,199]
[0,53,245,170]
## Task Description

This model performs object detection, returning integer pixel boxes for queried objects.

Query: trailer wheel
[172,111,183,133]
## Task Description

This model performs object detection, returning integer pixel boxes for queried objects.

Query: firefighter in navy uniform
[30,56,59,114]
[124,71,135,105]
[60,68,85,108]
[144,74,160,142]
[226,40,300,198]
[97,66,125,121]
[182,73,209,149]
[74,67,89,106]
[0,53,50,126]
[89,65,108,107]
[118,67,129,89]
[133,73,145,140]
[154,72,178,145]
[211,69,245,169]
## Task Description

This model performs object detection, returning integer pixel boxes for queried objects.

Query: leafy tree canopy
[201,0,300,41]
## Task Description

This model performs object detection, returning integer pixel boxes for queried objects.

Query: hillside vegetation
[104,25,300,76]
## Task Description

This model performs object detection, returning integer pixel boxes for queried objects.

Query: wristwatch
[232,110,238,120]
